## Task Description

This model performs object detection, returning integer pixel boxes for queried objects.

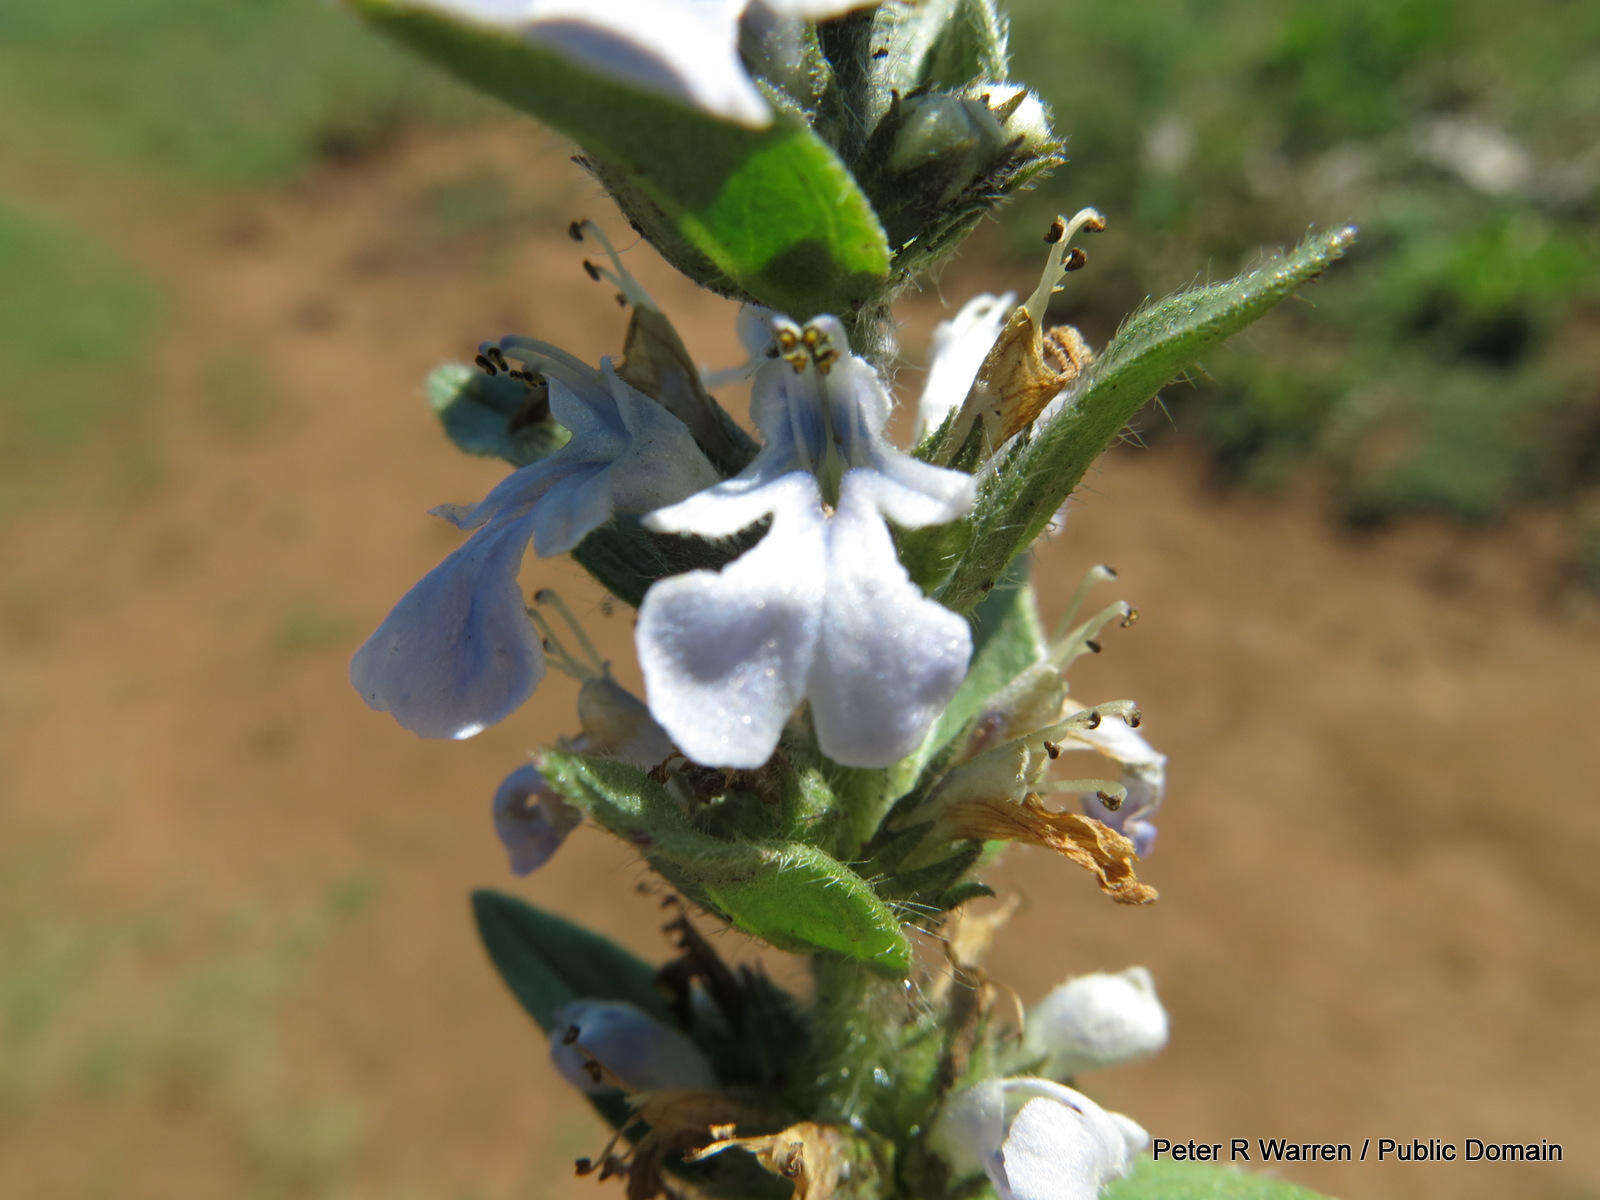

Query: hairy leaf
[540,751,912,972]
[940,226,1357,611]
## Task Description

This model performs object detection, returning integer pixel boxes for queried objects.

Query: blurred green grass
[0,0,485,507]
[0,0,483,187]
[1005,0,1600,554]
[0,832,380,1196]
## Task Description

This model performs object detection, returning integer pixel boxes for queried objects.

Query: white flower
[636,315,975,769]
[1025,967,1169,1078]
[936,1077,1148,1200]
[916,291,1017,441]
[350,344,716,739]
[411,0,879,127]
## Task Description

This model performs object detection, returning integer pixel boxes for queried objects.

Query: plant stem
[808,954,902,1126]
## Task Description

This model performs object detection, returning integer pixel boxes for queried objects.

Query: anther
[1044,740,1062,759]
[1025,206,1108,327]
[572,219,657,309]
[1096,789,1124,811]
[561,1024,581,1045]
[474,353,496,375]
[1084,710,1102,729]
[1085,639,1102,654]
[534,589,606,675]
[568,220,585,242]
[1121,608,1140,628]
[574,1158,595,1176]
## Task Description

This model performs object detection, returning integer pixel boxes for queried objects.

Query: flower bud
[935,1077,1147,1200]
[1025,966,1169,1077]
[492,763,581,876]
[577,674,675,769]
[549,1000,716,1094]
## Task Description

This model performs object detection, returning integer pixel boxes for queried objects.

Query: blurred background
[1,2,1596,1197]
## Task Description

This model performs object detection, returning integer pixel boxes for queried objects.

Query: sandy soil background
[2,127,1596,1199]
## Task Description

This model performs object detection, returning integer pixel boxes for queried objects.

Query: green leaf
[939,226,1357,612]
[469,889,671,1033]
[1107,1158,1336,1200]
[539,751,912,972]
[914,556,1044,771]
[426,362,568,466]
[347,0,890,316]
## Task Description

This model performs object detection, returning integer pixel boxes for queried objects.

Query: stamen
[533,589,606,675]
[801,320,846,494]
[526,607,590,681]
[1036,779,1128,811]
[491,335,602,397]
[1053,563,1117,639]
[1035,700,1139,745]
[1051,600,1133,667]
[571,218,656,310]
[1025,207,1107,329]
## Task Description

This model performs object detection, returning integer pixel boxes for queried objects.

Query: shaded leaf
[470,889,670,1032]
[572,513,767,609]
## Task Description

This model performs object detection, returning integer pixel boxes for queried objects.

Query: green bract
[537,749,912,972]
[939,225,1359,613]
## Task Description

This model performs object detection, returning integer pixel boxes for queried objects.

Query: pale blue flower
[492,763,580,875]
[351,345,716,739]
[407,0,878,127]
[550,999,716,1094]
[490,671,675,875]
[636,315,975,769]
[935,1078,1147,1200]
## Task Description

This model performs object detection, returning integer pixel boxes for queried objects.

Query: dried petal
[942,795,1157,905]
[689,1121,866,1200]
